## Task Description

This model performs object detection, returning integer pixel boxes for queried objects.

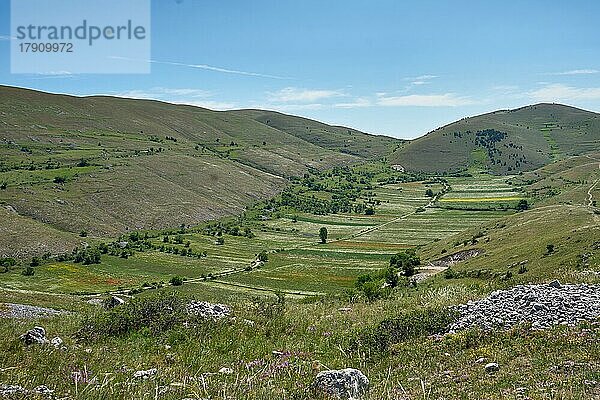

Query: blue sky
[1,0,600,138]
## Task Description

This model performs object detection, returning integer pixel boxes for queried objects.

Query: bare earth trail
[585,155,600,207]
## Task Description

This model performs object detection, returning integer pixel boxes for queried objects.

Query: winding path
[585,155,600,207]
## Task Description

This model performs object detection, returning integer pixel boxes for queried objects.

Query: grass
[0,85,400,249]
[390,103,600,174]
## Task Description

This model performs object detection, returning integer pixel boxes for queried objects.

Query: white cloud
[110,56,289,79]
[550,69,599,76]
[269,87,344,103]
[179,100,237,110]
[334,98,372,109]
[110,87,235,111]
[404,74,438,86]
[530,83,600,102]
[377,93,474,107]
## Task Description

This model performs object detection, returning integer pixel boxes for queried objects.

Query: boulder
[313,368,369,399]
[133,368,157,379]
[103,296,125,309]
[485,362,499,373]
[19,326,47,345]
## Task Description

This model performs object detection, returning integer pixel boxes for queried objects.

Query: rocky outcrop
[313,368,369,399]
[186,301,230,319]
[449,281,600,332]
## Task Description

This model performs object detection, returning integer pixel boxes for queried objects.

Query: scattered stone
[0,384,54,398]
[103,296,125,309]
[0,384,27,396]
[133,368,157,379]
[186,301,230,319]
[485,363,499,373]
[338,307,352,313]
[548,280,561,289]
[218,367,233,375]
[449,283,600,332]
[20,326,47,345]
[86,298,104,306]
[33,385,54,396]
[0,303,63,319]
[475,357,487,364]
[50,337,63,348]
[313,368,369,399]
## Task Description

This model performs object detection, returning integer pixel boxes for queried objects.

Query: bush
[390,249,420,277]
[22,266,35,276]
[257,251,268,262]
[76,292,194,341]
[53,176,66,184]
[30,257,41,267]
[170,276,184,286]
[353,307,458,356]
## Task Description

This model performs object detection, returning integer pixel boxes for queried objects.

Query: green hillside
[0,85,399,243]
[390,103,600,174]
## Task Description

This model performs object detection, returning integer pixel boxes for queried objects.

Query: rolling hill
[390,103,600,174]
[0,85,400,244]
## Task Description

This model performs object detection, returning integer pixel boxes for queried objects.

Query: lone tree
[319,227,328,244]
[517,199,529,211]
[390,249,420,277]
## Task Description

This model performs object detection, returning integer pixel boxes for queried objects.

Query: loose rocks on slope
[449,281,600,332]
[186,301,230,319]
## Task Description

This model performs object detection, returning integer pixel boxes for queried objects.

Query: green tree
[425,188,434,197]
[390,249,420,277]
[384,266,399,288]
[546,244,555,254]
[170,276,184,286]
[319,227,328,244]
[22,266,35,276]
[517,199,529,211]
[30,257,41,267]
[257,251,268,262]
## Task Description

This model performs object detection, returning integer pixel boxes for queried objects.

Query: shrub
[353,307,458,356]
[215,237,225,245]
[76,292,193,341]
[390,249,420,277]
[517,199,529,211]
[546,244,555,254]
[22,266,35,276]
[257,251,268,262]
[518,264,527,274]
[53,176,66,184]
[170,276,184,286]
[30,257,41,267]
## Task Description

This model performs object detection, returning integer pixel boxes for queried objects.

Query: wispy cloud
[334,98,372,109]
[404,74,438,86]
[530,83,600,102]
[269,87,344,103]
[376,93,474,107]
[112,87,235,110]
[549,69,599,76]
[110,56,290,79]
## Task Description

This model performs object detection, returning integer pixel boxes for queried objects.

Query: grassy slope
[391,103,600,174]
[0,86,399,250]
[420,153,600,282]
